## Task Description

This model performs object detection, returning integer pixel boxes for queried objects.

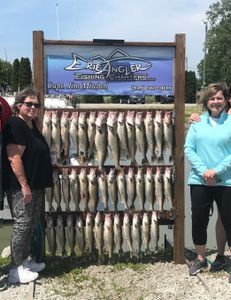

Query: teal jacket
[184,110,231,186]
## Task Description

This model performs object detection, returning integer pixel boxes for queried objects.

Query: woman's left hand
[203,169,217,185]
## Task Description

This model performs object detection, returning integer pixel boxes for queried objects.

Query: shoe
[23,258,45,272]
[8,265,38,284]
[210,254,226,272]
[189,258,208,276]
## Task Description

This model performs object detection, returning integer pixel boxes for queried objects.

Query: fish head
[135,111,143,127]
[145,111,153,124]
[152,211,158,222]
[146,167,153,180]
[128,167,134,180]
[126,110,135,125]
[107,111,117,127]
[67,214,73,227]
[164,111,173,127]
[96,111,107,128]
[155,110,163,126]
[137,167,143,180]
[117,112,125,123]
[76,216,83,228]
[142,212,149,224]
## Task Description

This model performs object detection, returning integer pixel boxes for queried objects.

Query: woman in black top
[2,87,53,284]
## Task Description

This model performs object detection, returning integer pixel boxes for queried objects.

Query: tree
[19,57,32,90]
[11,59,20,92]
[0,59,12,91]
[198,0,231,86]
[185,71,197,103]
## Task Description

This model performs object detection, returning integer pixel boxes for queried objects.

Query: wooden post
[173,34,185,264]
[33,31,46,261]
[33,31,44,131]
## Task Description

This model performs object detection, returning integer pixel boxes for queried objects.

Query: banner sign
[45,45,174,96]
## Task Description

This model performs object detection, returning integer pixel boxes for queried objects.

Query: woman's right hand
[188,113,201,124]
[21,185,32,203]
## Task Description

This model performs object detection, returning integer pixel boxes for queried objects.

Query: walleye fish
[123,212,133,258]
[126,111,137,165]
[154,110,164,162]
[85,212,94,254]
[87,111,97,160]
[113,213,123,256]
[142,212,150,254]
[61,168,70,212]
[163,167,174,210]
[127,167,136,209]
[66,214,76,256]
[135,111,148,165]
[132,213,141,256]
[103,213,114,262]
[155,167,164,211]
[95,111,108,170]
[70,168,80,211]
[117,112,129,158]
[98,170,109,211]
[108,168,118,211]
[51,110,62,162]
[88,168,98,212]
[42,110,52,147]
[145,167,154,210]
[117,169,129,210]
[107,111,120,169]
[46,215,56,257]
[53,169,62,211]
[144,111,156,162]
[61,111,70,162]
[79,168,88,212]
[69,111,78,152]
[136,167,145,210]
[163,111,174,162]
[56,214,67,257]
[94,212,104,260]
[151,211,159,251]
[78,112,88,164]
[75,215,85,256]
[45,187,54,212]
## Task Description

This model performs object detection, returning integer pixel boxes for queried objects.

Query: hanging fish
[135,111,148,165]
[113,213,123,257]
[144,111,156,162]
[117,112,129,158]
[60,111,70,162]
[136,167,145,210]
[85,212,94,254]
[123,212,133,258]
[94,212,104,262]
[42,110,52,147]
[95,111,108,170]
[103,213,114,263]
[70,168,80,211]
[117,169,129,210]
[127,167,136,209]
[126,111,137,166]
[151,211,159,251]
[56,214,67,257]
[69,111,78,153]
[145,167,154,210]
[107,111,120,169]
[154,167,164,211]
[78,112,88,164]
[98,170,109,211]
[163,111,174,162]
[79,168,88,212]
[45,186,54,212]
[154,110,164,162]
[51,110,62,162]
[87,111,97,160]
[61,168,70,212]
[132,213,142,257]
[75,215,85,256]
[163,166,174,210]
[88,168,98,212]
[53,168,62,211]
[46,215,56,257]
[66,214,76,256]
[108,168,118,211]
[142,212,150,254]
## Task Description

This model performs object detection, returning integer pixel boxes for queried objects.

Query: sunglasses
[22,102,41,109]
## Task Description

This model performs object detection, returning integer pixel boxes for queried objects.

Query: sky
[0,0,215,74]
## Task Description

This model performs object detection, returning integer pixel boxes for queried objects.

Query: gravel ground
[1,252,231,300]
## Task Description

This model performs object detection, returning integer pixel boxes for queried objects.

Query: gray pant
[6,189,44,266]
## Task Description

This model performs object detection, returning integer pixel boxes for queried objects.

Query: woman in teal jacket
[184,82,231,282]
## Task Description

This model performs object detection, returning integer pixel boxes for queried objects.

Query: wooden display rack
[33,31,185,264]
